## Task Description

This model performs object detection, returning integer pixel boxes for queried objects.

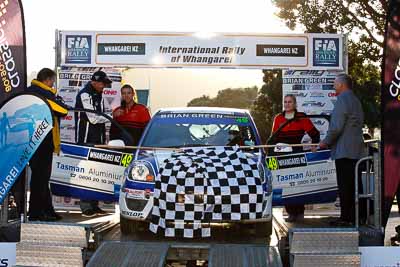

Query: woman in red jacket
[269,94,320,222]
[110,84,151,145]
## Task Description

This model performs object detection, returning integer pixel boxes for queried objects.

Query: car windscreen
[141,113,258,148]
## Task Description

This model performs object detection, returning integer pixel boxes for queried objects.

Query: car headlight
[128,162,154,182]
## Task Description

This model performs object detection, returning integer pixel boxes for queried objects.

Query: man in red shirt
[110,84,151,145]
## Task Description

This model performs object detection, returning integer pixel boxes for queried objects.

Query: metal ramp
[87,241,169,267]
[289,228,360,267]
[16,222,87,266]
[209,244,282,267]
[87,241,282,267]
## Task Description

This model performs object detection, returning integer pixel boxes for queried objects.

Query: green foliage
[187,87,258,109]
[272,0,385,131]
[272,0,387,62]
[250,70,282,143]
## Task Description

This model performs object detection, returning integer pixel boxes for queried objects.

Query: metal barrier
[355,140,381,229]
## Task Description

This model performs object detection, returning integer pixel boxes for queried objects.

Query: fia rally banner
[268,150,337,206]
[58,31,345,70]
[0,93,53,204]
[50,143,131,201]
[0,0,26,103]
[57,67,122,142]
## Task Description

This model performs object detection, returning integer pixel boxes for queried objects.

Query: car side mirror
[274,143,293,153]
[108,139,125,147]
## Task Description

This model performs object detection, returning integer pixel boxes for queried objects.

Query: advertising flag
[0,93,53,204]
[0,0,26,103]
[382,0,400,226]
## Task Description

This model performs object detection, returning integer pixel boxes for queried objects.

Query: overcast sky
[21,0,295,109]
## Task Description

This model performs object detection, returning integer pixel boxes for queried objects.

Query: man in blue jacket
[75,70,111,217]
[26,68,69,221]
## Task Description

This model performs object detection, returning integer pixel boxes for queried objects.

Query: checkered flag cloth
[149,147,264,238]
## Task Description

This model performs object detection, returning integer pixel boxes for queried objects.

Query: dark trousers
[335,158,366,224]
[285,204,305,217]
[10,168,26,215]
[28,133,54,217]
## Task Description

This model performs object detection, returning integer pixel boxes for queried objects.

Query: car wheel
[254,220,273,238]
[120,215,144,235]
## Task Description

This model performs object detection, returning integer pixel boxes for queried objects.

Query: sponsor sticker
[97,43,146,55]
[256,44,305,57]
[88,148,133,167]
[266,154,307,170]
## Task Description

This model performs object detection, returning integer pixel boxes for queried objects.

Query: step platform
[87,241,282,267]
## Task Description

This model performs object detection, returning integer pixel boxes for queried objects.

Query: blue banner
[0,93,53,204]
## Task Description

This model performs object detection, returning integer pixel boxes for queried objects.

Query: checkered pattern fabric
[149,147,264,238]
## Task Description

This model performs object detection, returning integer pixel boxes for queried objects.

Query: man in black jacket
[75,70,112,217]
[26,68,69,221]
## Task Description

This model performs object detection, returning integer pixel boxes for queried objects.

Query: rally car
[119,107,273,236]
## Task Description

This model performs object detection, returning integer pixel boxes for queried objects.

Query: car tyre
[120,215,143,235]
[255,220,273,238]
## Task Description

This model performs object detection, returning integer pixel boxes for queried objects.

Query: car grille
[125,198,147,211]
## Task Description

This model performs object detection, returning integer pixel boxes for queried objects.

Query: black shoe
[93,207,107,215]
[29,214,57,222]
[47,211,63,221]
[82,210,96,217]
[329,219,353,227]
[285,215,297,223]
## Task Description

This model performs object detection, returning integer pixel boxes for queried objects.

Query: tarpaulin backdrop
[383,0,400,227]
[0,0,26,104]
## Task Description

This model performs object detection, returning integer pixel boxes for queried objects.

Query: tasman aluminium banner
[0,93,53,204]
[58,31,345,70]
[382,0,400,227]
[0,0,26,104]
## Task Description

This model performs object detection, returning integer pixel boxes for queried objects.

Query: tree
[250,70,282,143]
[272,0,385,132]
[273,0,387,63]
[187,95,214,107]
[187,87,258,109]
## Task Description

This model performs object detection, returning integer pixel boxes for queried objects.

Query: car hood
[134,147,261,173]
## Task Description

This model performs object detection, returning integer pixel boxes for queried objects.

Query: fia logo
[313,38,339,67]
[314,39,337,52]
[65,35,92,64]
[67,36,90,49]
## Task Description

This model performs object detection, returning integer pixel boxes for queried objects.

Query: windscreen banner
[58,31,345,70]
[0,0,26,104]
[382,0,400,227]
[0,94,53,204]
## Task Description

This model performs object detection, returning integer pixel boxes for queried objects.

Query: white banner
[359,247,400,267]
[59,31,345,70]
[51,154,126,195]
[0,243,16,267]
[267,151,337,204]
[57,67,122,142]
